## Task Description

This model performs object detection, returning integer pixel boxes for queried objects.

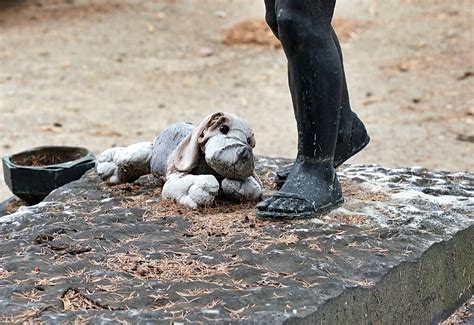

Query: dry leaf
[90,129,122,137]
[40,125,63,133]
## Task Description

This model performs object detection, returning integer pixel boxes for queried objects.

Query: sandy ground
[0,0,473,201]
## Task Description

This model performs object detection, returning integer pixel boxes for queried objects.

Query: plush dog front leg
[162,173,220,209]
[221,176,262,201]
[97,142,153,185]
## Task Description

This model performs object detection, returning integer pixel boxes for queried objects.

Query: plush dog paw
[96,142,153,185]
[221,176,262,201]
[186,175,220,208]
[163,174,219,209]
[97,148,122,185]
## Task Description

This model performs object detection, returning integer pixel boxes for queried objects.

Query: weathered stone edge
[282,226,474,325]
[0,196,15,218]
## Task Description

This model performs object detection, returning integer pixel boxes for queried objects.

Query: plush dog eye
[219,125,229,134]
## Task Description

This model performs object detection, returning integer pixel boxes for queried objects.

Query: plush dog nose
[236,146,251,160]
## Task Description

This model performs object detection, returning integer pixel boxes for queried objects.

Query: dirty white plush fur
[161,174,262,209]
[96,142,153,185]
[162,173,220,209]
[96,112,262,209]
[221,177,262,201]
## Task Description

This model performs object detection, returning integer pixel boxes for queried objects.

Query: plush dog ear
[168,112,224,173]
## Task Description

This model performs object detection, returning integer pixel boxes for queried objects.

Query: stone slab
[0,157,472,324]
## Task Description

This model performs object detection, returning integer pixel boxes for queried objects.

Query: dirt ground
[0,0,473,201]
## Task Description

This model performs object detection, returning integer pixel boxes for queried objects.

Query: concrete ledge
[288,226,473,324]
[0,157,472,324]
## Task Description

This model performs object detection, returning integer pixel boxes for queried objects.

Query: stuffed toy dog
[96,112,262,208]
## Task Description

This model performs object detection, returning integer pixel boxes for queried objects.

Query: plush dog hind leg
[96,141,153,185]
[257,0,344,219]
[162,173,220,209]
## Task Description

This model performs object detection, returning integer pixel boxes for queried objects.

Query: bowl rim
[2,146,96,171]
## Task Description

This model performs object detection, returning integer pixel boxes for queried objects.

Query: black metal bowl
[2,146,96,205]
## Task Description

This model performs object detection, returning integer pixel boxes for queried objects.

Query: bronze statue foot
[274,114,370,188]
[256,160,344,220]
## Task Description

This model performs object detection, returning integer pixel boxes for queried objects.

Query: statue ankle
[295,156,335,168]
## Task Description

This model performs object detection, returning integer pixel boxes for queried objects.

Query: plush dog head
[168,112,256,180]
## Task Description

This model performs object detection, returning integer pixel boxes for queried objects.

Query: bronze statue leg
[265,0,370,188]
[258,0,350,219]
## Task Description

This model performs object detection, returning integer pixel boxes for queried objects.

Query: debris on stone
[0,157,472,323]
